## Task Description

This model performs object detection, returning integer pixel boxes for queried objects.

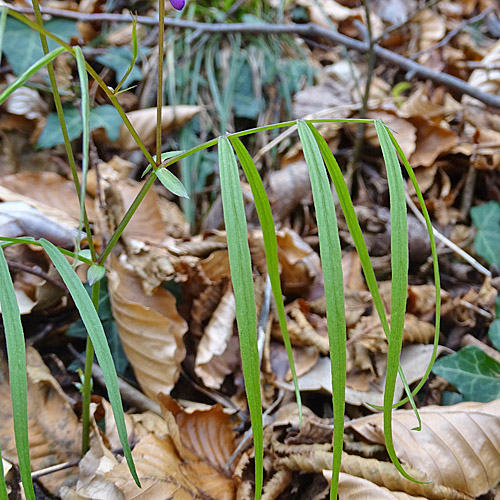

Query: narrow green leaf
[0,249,35,500]
[156,168,189,199]
[74,46,89,259]
[0,443,9,500]
[39,239,140,487]
[432,346,500,402]
[0,46,66,105]
[0,7,8,68]
[230,136,302,421]
[218,137,262,500]
[375,120,425,483]
[297,120,346,500]
[306,122,419,425]
[111,18,139,93]
[386,128,441,409]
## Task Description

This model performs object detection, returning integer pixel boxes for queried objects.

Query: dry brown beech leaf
[0,171,94,225]
[0,347,81,495]
[279,344,448,407]
[277,228,322,297]
[409,117,457,167]
[346,399,500,498]
[102,105,202,150]
[107,254,187,400]
[195,285,236,389]
[324,472,428,499]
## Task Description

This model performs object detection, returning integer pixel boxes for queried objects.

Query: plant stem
[157,0,164,164]
[31,0,96,262]
[81,282,99,454]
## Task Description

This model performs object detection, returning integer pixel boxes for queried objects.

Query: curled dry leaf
[346,399,500,497]
[99,105,203,150]
[107,254,187,400]
[465,40,500,107]
[276,228,322,297]
[195,286,237,389]
[159,394,237,473]
[0,347,81,495]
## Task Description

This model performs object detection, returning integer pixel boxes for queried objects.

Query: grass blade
[39,239,140,487]
[375,120,426,483]
[297,120,346,500]
[306,123,420,425]
[0,46,65,104]
[230,136,302,422]
[74,46,89,258]
[0,248,35,500]
[0,443,8,499]
[218,137,263,499]
[387,129,441,407]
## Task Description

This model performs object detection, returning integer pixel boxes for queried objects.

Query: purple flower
[169,0,185,9]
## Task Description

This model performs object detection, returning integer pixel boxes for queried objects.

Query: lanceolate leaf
[387,128,441,408]
[218,137,263,500]
[0,249,35,500]
[230,137,302,420]
[297,120,346,500]
[375,120,422,483]
[156,168,189,199]
[39,239,140,487]
[307,122,420,425]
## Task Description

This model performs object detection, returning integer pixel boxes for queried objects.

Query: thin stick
[405,192,491,277]
[8,5,500,108]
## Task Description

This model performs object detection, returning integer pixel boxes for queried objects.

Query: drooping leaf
[39,239,140,486]
[297,120,346,500]
[0,46,66,104]
[67,279,129,377]
[230,136,301,419]
[432,346,500,402]
[471,201,500,266]
[218,136,263,500]
[0,249,35,500]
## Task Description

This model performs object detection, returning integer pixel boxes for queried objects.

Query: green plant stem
[157,0,164,163]
[80,283,99,454]
[30,0,96,262]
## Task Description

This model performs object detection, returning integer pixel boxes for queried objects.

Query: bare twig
[411,7,495,60]
[6,5,500,108]
[5,259,67,291]
[405,192,491,277]
[374,0,443,43]
[346,1,377,188]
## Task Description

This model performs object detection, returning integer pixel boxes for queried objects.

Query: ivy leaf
[3,17,77,75]
[488,320,500,352]
[432,346,500,402]
[471,201,500,266]
[37,104,121,148]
